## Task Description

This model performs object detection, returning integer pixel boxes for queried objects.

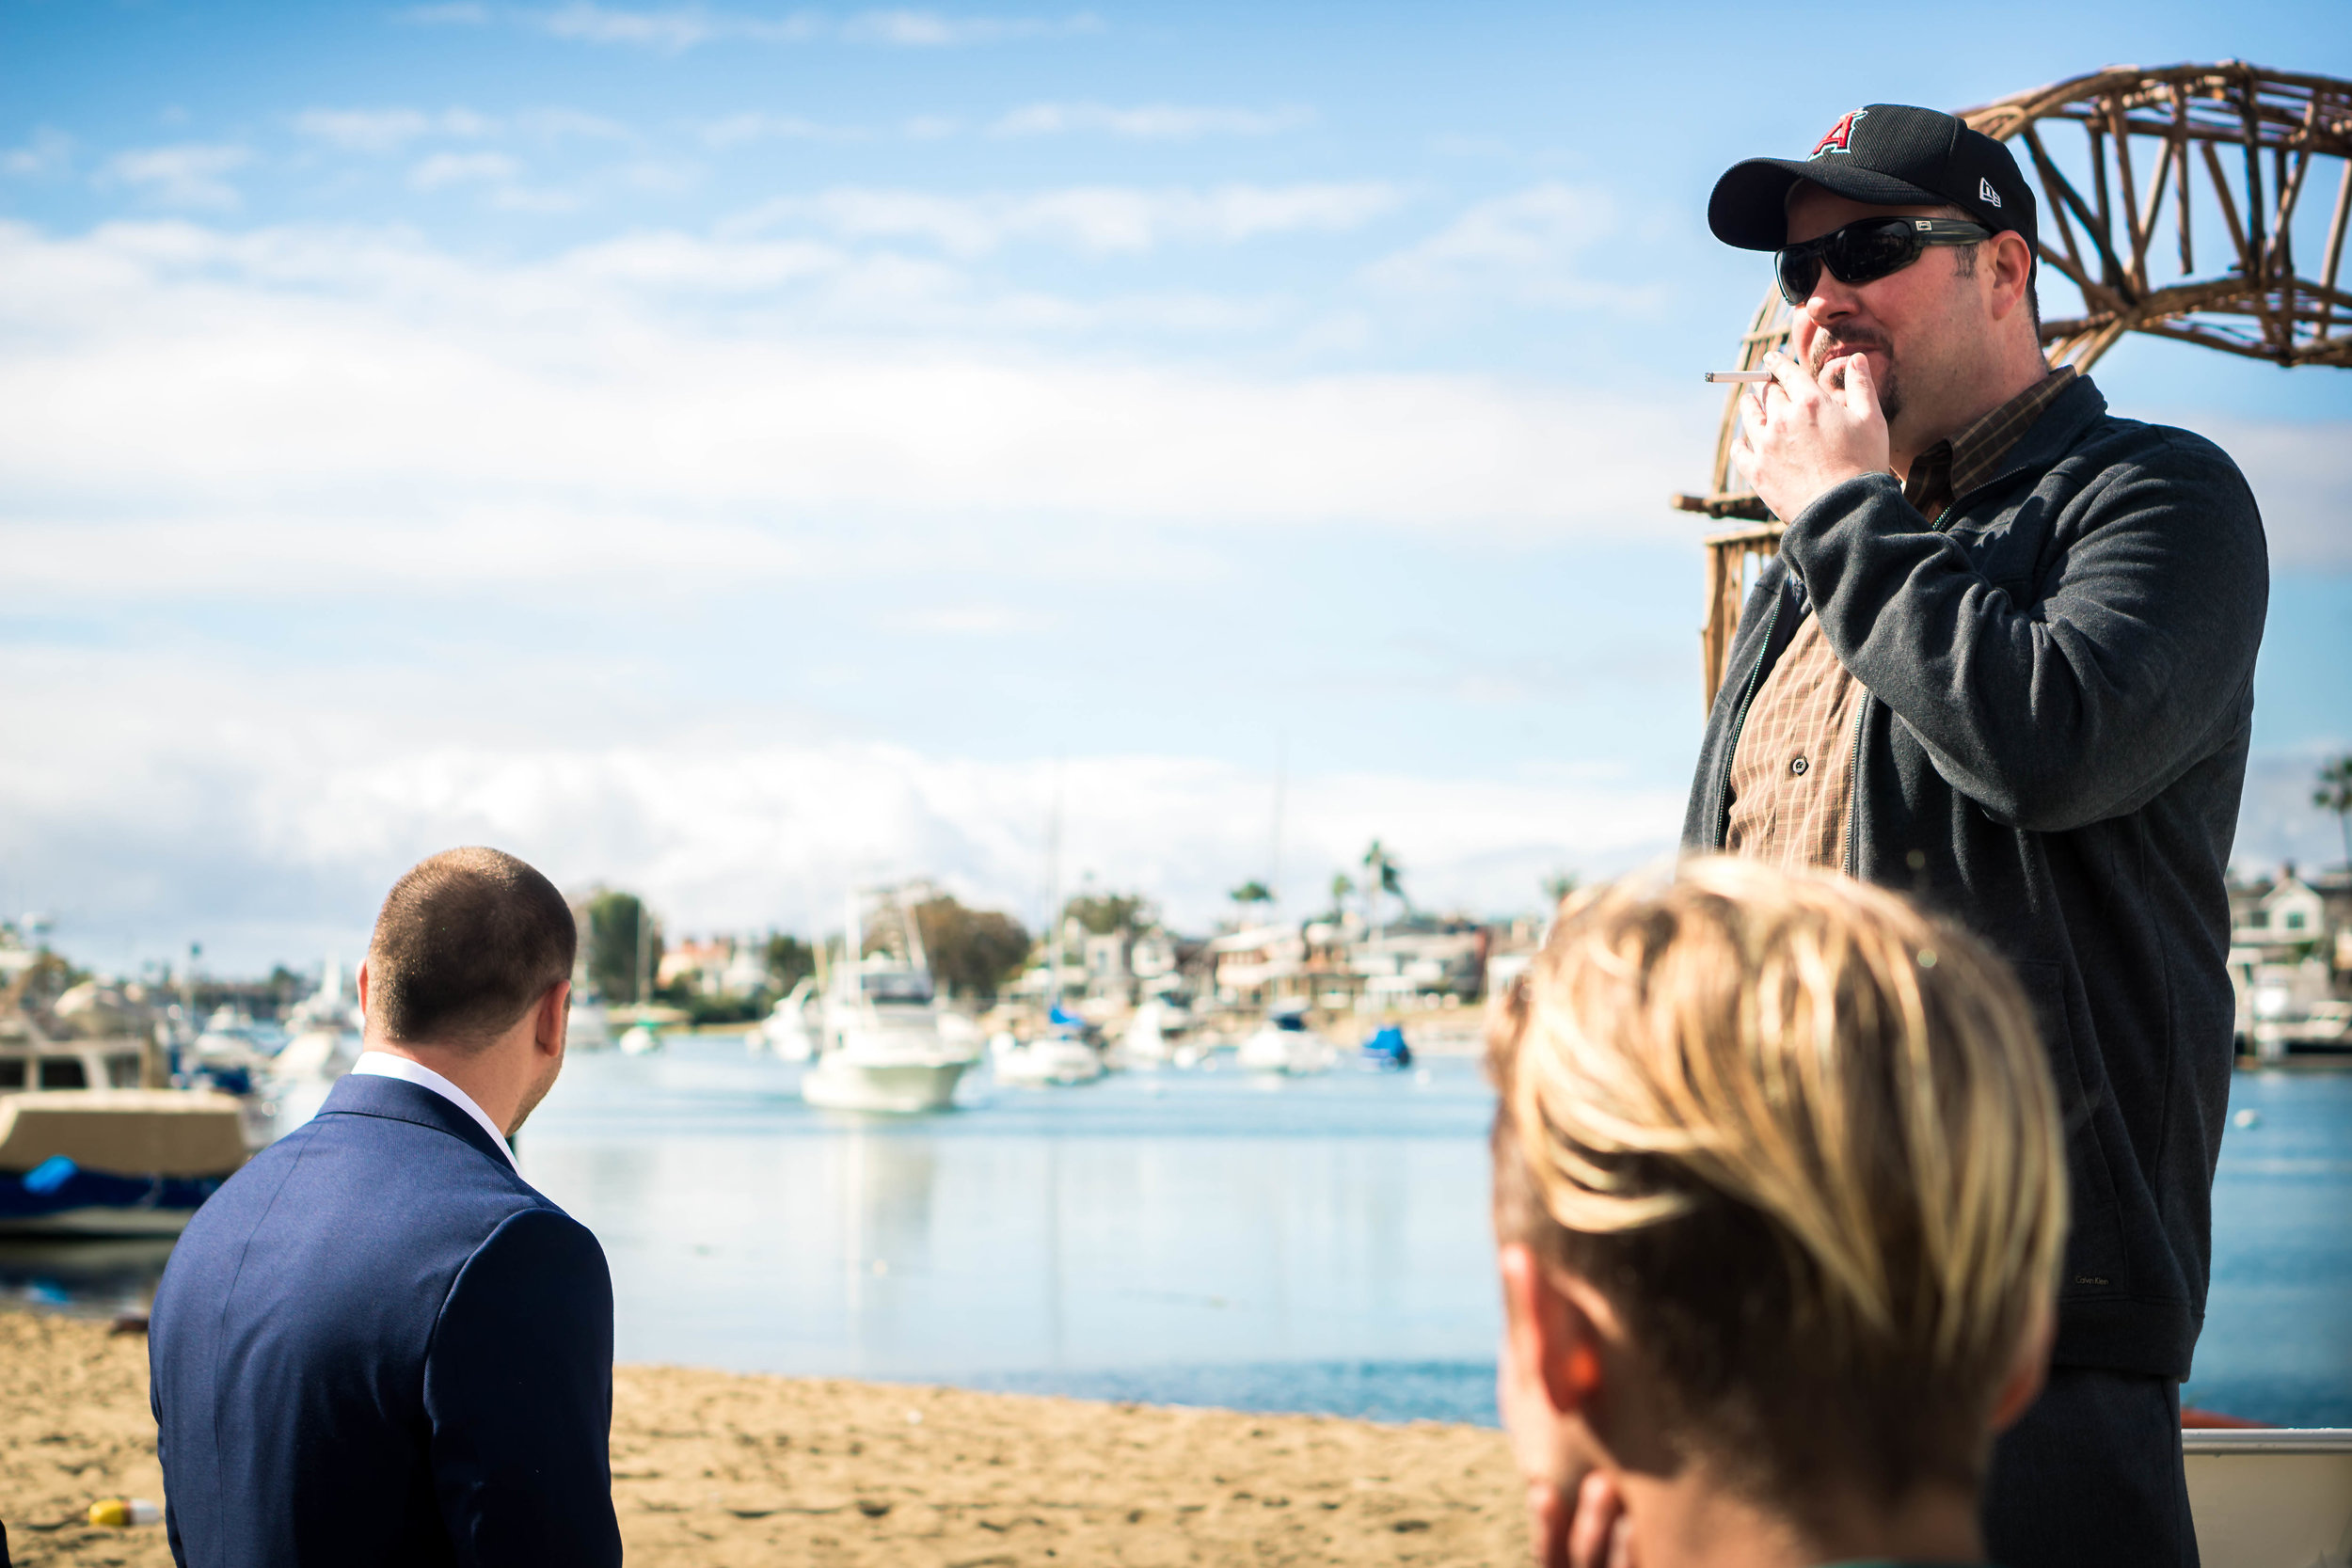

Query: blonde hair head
[1489,857,2066,1503]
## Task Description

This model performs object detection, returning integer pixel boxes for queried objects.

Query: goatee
[1810,333,1904,425]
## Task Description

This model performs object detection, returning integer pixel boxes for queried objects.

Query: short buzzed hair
[1490,858,2065,1513]
[367,847,576,1049]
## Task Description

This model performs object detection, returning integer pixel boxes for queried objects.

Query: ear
[1985,230,2035,323]
[1989,1301,2056,1433]
[355,959,371,1013]
[537,980,571,1055]
[1499,1243,1607,1424]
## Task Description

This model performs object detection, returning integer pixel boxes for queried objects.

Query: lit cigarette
[1705,371,1773,383]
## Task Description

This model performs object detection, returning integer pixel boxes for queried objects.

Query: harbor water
[3,1041,2347,1428]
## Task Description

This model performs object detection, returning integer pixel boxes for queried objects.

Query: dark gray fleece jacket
[1681,374,2266,1380]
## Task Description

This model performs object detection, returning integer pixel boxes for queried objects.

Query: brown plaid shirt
[1724,368,2077,870]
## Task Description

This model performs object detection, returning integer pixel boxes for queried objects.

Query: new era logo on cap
[1979,176,2002,209]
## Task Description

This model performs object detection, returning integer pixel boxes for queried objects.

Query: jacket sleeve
[1781,432,2267,833]
[423,1207,622,1568]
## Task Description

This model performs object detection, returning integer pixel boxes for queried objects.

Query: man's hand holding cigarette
[1727,347,1892,522]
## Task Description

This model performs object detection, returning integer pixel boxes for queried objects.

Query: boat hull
[2183,1428,2352,1568]
[0,1200,201,1238]
[993,1045,1105,1087]
[801,1057,969,1114]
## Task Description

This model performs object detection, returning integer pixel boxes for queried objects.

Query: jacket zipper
[1841,692,1869,878]
[1841,496,1968,878]
[1712,594,1785,850]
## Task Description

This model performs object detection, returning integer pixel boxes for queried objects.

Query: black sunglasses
[1774,216,1994,306]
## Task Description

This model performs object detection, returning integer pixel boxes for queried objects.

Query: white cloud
[512,107,638,144]
[702,112,866,148]
[0,649,1679,968]
[524,4,1097,50]
[99,145,251,210]
[292,107,499,152]
[990,103,1312,140]
[878,603,1044,636]
[840,8,1101,45]
[0,218,1690,608]
[729,182,1406,257]
[2153,414,2352,573]
[409,150,525,191]
[1369,182,1657,310]
[4,127,74,178]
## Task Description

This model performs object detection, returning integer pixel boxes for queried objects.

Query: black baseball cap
[1708,103,2036,256]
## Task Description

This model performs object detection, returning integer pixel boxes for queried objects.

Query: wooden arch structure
[1677,62,2352,710]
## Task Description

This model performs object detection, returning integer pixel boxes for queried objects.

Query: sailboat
[800,885,976,1114]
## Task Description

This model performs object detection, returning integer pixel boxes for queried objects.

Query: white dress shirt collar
[349,1051,520,1171]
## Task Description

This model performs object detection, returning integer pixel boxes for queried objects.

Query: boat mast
[1043,763,1064,1012]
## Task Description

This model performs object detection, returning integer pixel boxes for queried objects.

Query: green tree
[1328,872,1356,920]
[1064,891,1148,936]
[1540,870,1581,907]
[2316,753,2352,870]
[1360,840,1409,926]
[1230,879,1274,927]
[584,890,660,1005]
[765,932,816,993]
[914,895,1031,999]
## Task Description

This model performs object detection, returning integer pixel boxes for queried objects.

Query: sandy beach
[2,1309,1526,1566]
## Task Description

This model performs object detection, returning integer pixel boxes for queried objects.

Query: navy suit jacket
[150,1072,622,1567]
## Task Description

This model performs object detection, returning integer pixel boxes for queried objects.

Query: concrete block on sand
[2,1310,1527,1565]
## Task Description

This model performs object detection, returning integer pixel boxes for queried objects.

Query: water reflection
[516,1045,1502,1395]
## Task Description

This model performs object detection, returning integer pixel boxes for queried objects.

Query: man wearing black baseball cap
[1679,104,2268,1568]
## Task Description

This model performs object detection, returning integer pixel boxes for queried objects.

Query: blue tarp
[0,1165,223,1223]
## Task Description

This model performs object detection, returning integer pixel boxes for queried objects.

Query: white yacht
[800,886,974,1115]
[566,992,614,1052]
[751,977,819,1062]
[992,1024,1104,1087]
[1235,1005,1336,1076]
[275,958,360,1085]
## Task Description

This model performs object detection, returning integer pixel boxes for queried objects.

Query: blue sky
[3,0,2347,972]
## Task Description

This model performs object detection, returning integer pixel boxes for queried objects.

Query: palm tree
[1230,879,1274,928]
[1360,840,1409,930]
[2316,754,2352,870]
[1540,870,1580,908]
[1328,872,1356,922]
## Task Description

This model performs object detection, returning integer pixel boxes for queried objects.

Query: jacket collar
[314,1071,516,1169]
[1968,372,2107,499]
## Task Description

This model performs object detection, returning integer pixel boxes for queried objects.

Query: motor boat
[800,884,974,1115]
[2182,1426,2352,1568]
[992,1011,1105,1088]
[1358,1023,1414,1070]
[566,992,614,1052]
[1236,1006,1336,1075]
[1117,998,1192,1067]
[618,1023,663,1056]
[750,977,818,1062]
[272,957,361,1107]
[0,1085,248,1236]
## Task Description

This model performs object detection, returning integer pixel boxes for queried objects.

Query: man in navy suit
[151,847,622,1567]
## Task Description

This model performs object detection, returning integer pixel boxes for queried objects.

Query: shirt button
[1789,756,1809,776]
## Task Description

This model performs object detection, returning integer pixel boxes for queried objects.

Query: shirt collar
[349,1051,520,1171]
[1904,365,2077,518]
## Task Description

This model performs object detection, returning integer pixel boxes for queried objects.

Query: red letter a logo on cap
[1812,108,1867,157]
